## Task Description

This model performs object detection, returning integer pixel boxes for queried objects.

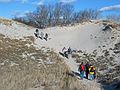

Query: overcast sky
[0,0,120,19]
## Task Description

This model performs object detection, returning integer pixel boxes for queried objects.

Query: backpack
[90,67,94,72]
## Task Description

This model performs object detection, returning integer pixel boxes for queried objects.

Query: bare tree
[12,3,101,28]
[72,12,80,23]
[62,4,74,25]
[53,3,63,25]
[87,9,100,19]
[26,12,41,28]
[47,5,54,26]
[36,5,49,28]
[106,14,120,23]
[75,9,100,23]
[25,5,49,28]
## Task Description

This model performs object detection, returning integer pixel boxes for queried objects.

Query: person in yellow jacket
[89,65,95,80]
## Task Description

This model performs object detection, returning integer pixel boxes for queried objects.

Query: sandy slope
[1,21,119,53]
[35,23,102,53]
[1,20,120,90]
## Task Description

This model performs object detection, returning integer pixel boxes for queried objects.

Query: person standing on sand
[34,29,39,38]
[79,62,85,80]
[68,47,72,54]
[44,33,48,41]
[89,65,95,80]
[85,62,90,79]
[40,32,44,40]
[62,47,68,58]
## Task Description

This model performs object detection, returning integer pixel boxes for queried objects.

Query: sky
[0,0,120,19]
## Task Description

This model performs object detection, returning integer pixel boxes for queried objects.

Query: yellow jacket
[89,66,95,75]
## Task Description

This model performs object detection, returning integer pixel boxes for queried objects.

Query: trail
[60,54,101,90]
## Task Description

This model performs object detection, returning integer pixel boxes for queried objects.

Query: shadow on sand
[59,52,64,56]
[59,52,69,59]
[66,71,80,78]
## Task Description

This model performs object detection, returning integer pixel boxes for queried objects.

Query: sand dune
[1,20,120,90]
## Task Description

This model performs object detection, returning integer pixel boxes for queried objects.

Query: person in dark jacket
[34,29,39,38]
[44,33,48,41]
[68,47,72,54]
[85,62,90,79]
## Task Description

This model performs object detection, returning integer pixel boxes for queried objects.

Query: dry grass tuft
[0,34,101,90]
[0,34,68,90]
[0,18,13,26]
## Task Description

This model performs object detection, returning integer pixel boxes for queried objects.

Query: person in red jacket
[79,62,85,80]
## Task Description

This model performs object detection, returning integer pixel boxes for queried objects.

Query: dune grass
[0,34,101,90]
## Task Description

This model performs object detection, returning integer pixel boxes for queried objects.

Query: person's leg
[80,71,84,79]
[41,35,43,40]
[36,34,39,38]
[84,72,86,78]
[86,72,88,79]
[64,52,68,58]
[66,53,69,58]
[34,33,37,38]
[90,74,92,80]
[64,51,67,57]
[92,74,94,80]
[80,72,82,79]
[90,74,94,80]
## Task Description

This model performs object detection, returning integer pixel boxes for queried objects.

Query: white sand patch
[10,62,19,67]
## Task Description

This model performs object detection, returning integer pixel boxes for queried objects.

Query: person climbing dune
[40,31,44,40]
[34,29,39,38]
[89,65,95,80]
[78,62,85,80]
[85,62,90,79]
[61,47,69,58]
[44,33,48,41]
[68,47,72,54]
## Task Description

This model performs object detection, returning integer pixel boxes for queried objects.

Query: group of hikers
[61,47,96,80]
[61,47,72,59]
[78,62,96,80]
[34,29,96,81]
[34,29,48,41]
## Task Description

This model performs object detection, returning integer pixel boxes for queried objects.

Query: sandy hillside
[1,20,119,53]
[0,19,120,90]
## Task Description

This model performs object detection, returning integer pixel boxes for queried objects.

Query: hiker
[62,47,68,58]
[85,62,90,79]
[68,47,72,54]
[62,47,66,52]
[78,62,85,80]
[34,29,39,38]
[89,65,95,80]
[40,32,44,40]
[44,33,48,41]
[102,25,112,31]
[64,51,69,58]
